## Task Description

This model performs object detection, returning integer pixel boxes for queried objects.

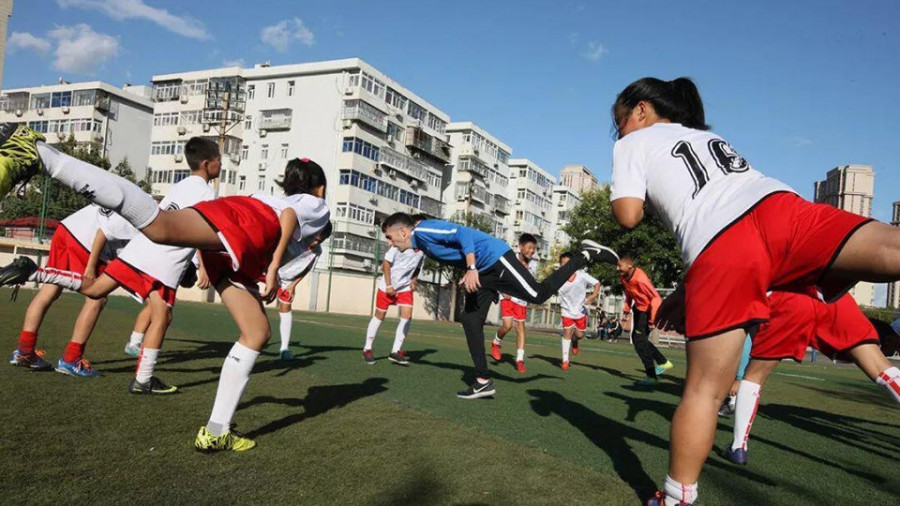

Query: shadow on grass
[239,377,390,438]
[414,355,560,386]
[369,464,447,506]
[530,389,775,504]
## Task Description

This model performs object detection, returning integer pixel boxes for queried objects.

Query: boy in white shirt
[556,251,601,371]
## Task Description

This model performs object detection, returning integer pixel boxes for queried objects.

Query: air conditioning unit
[36,109,44,116]
[411,152,422,160]
[388,169,397,179]
[344,87,354,95]
[368,197,378,206]
[457,194,466,202]
[514,220,521,226]
[14,109,22,117]
[175,154,184,163]
[342,119,352,129]
[386,138,395,146]
[230,154,240,164]
[202,123,211,133]
[180,95,189,104]
[409,180,418,189]
[61,106,70,114]
[259,129,267,137]
[177,126,187,135]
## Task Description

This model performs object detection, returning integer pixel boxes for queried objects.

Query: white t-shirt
[96,209,139,261]
[610,123,795,266]
[558,270,600,319]
[118,176,216,288]
[506,256,539,307]
[252,193,331,245]
[377,246,425,293]
[279,245,322,289]
[60,205,103,251]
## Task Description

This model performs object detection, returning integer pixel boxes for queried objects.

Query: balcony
[343,100,387,132]
[379,146,432,183]
[259,108,292,130]
[493,195,510,215]
[457,156,488,179]
[420,196,442,217]
[405,126,451,162]
[456,183,491,205]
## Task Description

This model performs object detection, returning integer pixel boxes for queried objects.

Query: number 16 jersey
[610,122,794,267]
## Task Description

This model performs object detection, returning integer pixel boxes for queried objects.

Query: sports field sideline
[1,290,896,505]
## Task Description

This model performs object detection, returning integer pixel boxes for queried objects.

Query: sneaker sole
[457,388,496,399]
[55,367,100,378]
[388,357,409,365]
[580,240,619,263]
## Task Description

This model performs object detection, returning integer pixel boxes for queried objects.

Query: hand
[385,285,396,296]
[655,288,686,334]
[83,266,97,281]
[410,281,417,292]
[459,269,481,293]
[261,269,278,303]
[197,268,210,290]
[502,294,512,300]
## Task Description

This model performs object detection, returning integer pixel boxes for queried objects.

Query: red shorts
[104,259,177,307]
[191,197,281,290]
[500,299,527,322]
[45,226,105,280]
[752,292,878,361]
[375,289,413,311]
[562,315,587,331]
[684,192,871,339]
[277,287,294,304]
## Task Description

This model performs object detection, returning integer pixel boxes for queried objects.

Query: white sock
[206,342,259,436]
[728,394,736,410]
[561,338,571,363]
[732,380,761,451]
[516,348,525,362]
[279,312,292,351]
[876,366,900,404]
[391,318,410,354]
[492,334,503,345]
[135,347,159,384]
[364,317,382,351]
[664,475,698,505]
[38,142,159,229]
[128,331,144,348]
[30,268,82,291]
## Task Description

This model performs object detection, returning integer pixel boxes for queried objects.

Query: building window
[266,82,275,98]
[341,137,380,162]
[173,170,190,183]
[287,80,295,97]
[247,85,255,100]
[337,169,418,209]
[386,122,403,142]
[280,144,288,159]
[258,175,266,191]
[228,170,236,185]
[50,91,73,108]
[243,116,252,130]
[335,202,375,224]
[72,90,96,107]
[240,145,249,160]
[260,144,268,159]
[239,175,246,191]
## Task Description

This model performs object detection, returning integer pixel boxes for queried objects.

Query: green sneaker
[0,123,45,200]
[194,425,256,452]
[655,360,674,376]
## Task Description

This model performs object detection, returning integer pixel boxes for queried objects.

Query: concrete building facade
[560,164,598,195]
[507,158,556,259]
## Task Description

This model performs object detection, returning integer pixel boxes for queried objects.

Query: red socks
[62,341,85,364]
[17,331,38,354]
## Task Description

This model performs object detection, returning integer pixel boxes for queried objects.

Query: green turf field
[0,290,897,505]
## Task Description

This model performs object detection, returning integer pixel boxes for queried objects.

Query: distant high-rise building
[887,201,900,308]
[814,164,875,306]
[0,0,13,90]
[560,164,598,195]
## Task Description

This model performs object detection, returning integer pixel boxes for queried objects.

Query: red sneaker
[561,361,570,371]
[490,342,502,361]
[572,338,580,355]
[515,360,526,373]
[363,349,375,365]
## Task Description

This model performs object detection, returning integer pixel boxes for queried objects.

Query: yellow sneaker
[0,123,45,199]
[655,360,674,376]
[194,425,256,452]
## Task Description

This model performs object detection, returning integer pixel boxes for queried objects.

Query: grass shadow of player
[793,381,898,410]
[369,463,447,506]
[414,356,560,386]
[238,377,390,439]
[527,389,776,503]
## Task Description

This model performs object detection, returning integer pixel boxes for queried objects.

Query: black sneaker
[128,376,179,395]
[363,349,375,365]
[718,397,736,417]
[0,256,38,286]
[388,351,410,365]
[580,240,619,265]
[456,378,496,399]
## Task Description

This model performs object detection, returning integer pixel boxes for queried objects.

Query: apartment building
[445,122,512,239]
[507,158,556,258]
[0,80,153,172]
[559,164,598,195]
[550,185,581,248]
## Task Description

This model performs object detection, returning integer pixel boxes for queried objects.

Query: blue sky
[6,0,899,215]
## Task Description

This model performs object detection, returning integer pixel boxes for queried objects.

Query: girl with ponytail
[608,77,900,505]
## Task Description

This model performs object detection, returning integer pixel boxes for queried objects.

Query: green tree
[537,243,568,281]
[0,136,112,235]
[564,185,683,293]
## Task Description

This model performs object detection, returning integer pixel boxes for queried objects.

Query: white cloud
[261,18,315,52]
[48,24,119,75]
[8,32,51,53]
[223,58,245,68]
[787,136,814,147]
[582,41,607,62]
[57,0,212,40]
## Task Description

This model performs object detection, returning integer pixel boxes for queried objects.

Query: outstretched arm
[585,282,602,306]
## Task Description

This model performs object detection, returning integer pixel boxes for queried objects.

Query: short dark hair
[559,251,573,262]
[276,158,327,196]
[518,233,537,245]
[383,212,414,231]
[619,254,635,265]
[184,137,220,171]
[612,77,709,139]
[317,221,333,241]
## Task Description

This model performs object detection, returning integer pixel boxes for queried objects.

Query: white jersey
[610,123,795,266]
[278,245,322,289]
[377,246,425,293]
[59,205,103,251]
[558,270,600,319]
[118,176,215,288]
[506,256,539,307]
[96,209,139,261]
[252,193,331,245]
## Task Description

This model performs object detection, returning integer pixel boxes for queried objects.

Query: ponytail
[276,157,327,196]
[612,77,710,137]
